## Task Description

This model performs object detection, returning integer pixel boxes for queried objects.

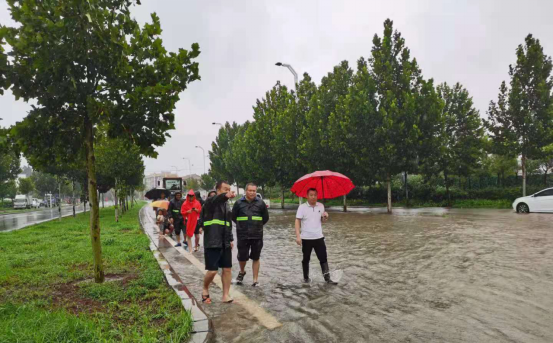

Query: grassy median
[0,202,192,342]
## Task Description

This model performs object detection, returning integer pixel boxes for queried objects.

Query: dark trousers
[302,238,327,267]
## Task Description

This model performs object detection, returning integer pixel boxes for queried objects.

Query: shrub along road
[0,202,193,342]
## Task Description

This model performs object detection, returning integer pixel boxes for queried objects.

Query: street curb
[138,207,213,343]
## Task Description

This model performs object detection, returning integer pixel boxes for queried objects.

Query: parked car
[31,198,40,209]
[513,187,553,213]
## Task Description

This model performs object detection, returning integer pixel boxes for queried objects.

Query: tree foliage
[485,34,553,196]
[17,177,34,195]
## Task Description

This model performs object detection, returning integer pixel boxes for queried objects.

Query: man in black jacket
[168,192,185,247]
[232,183,269,286]
[201,181,235,304]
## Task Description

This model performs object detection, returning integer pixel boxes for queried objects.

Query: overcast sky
[1,0,552,176]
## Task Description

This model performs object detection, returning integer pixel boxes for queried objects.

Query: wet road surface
[0,202,114,232]
[146,206,553,343]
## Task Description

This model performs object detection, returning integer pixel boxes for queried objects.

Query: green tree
[487,154,519,187]
[199,173,216,191]
[1,0,200,283]
[96,136,144,222]
[300,62,354,172]
[329,57,379,187]
[485,34,553,196]
[31,171,58,197]
[431,82,484,205]
[369,19,428,213]
[0,179,17,202]
[209,122,240,186]
[18,177,34,195]
[0,127,21,201]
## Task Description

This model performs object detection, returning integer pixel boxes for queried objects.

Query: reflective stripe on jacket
[202,193,233,249]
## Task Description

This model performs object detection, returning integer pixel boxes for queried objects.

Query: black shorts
[194,222,201,235]
[204,248,232,271]
[174,220,184,235]
[237,239,263,262]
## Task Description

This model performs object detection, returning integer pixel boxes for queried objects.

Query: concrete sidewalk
[139,205,281,343]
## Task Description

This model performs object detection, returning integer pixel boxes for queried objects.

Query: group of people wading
[159,180,338,304]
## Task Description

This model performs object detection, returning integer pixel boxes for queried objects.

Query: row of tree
[209,19,553,211]
[1,0,200,282]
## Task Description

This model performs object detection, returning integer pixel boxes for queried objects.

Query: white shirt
[296,202,325,240]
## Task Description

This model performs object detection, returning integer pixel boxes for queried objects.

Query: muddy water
[214,208,553,343]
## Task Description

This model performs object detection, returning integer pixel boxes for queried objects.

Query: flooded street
[0,202,114,232]
[214,208,553,342]
[140,205,553,342]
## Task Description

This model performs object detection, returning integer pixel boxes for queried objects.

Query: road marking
[163,235,282,330]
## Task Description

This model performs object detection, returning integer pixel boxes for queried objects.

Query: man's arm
[295,219,302,246]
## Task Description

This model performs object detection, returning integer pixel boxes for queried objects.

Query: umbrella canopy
[290,170,355,200]
[150,200,169,210]
[144,188,169,200]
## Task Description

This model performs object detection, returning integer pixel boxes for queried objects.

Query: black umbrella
[144,188,169,200]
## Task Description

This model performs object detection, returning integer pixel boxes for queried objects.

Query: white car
[513,187,553,213]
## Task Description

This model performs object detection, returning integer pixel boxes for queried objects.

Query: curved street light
[275,62,298,90]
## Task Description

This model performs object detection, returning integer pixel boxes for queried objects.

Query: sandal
[223,299,234,304]
[201,294,212,304]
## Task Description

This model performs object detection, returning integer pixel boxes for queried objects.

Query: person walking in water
[201,181,235,303]
[168,191,186,248]
[181,190,202,251]
[232,183,269,287]
[295,188,338,284]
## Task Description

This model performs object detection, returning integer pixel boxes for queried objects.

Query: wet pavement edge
[138,206,213,343]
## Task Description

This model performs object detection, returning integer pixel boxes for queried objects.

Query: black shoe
[236,271,246,285]
[175,243,182,247]
[321,262,338,285]
[302,278,312,284]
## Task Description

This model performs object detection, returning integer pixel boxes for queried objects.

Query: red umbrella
[290,170,355,200]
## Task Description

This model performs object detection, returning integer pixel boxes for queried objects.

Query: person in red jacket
[181,189,202,251]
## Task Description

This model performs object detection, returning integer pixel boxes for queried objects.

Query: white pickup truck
[13,194,32,209]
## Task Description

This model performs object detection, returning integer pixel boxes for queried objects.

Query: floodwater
[0,202,114,232]
[186,207,553,343]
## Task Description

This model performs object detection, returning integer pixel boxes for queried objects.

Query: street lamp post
[275,62,298,90]
[195,146,206,174]
[276,62,301,205]
[182,158,192,176]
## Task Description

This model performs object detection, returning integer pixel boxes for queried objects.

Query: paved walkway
[139,205,282,343]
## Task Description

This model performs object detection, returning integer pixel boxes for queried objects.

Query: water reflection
[0,202,114,232]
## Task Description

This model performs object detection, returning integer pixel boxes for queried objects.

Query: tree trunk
[102,194,104,208]
[404,171,409,207]
[72,180,76,217]
[445,171,451,207]
[58,179,62,220]
[114,182,119,222]
[387,173,392,214]
[343,195,347,212]
[85,116,104,284]
[522,155,527,196]
[131,190,134,208]
[544,171,548,187]
[281,188,285,209]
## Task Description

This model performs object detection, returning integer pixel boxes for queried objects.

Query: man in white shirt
[295,188,338,284]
